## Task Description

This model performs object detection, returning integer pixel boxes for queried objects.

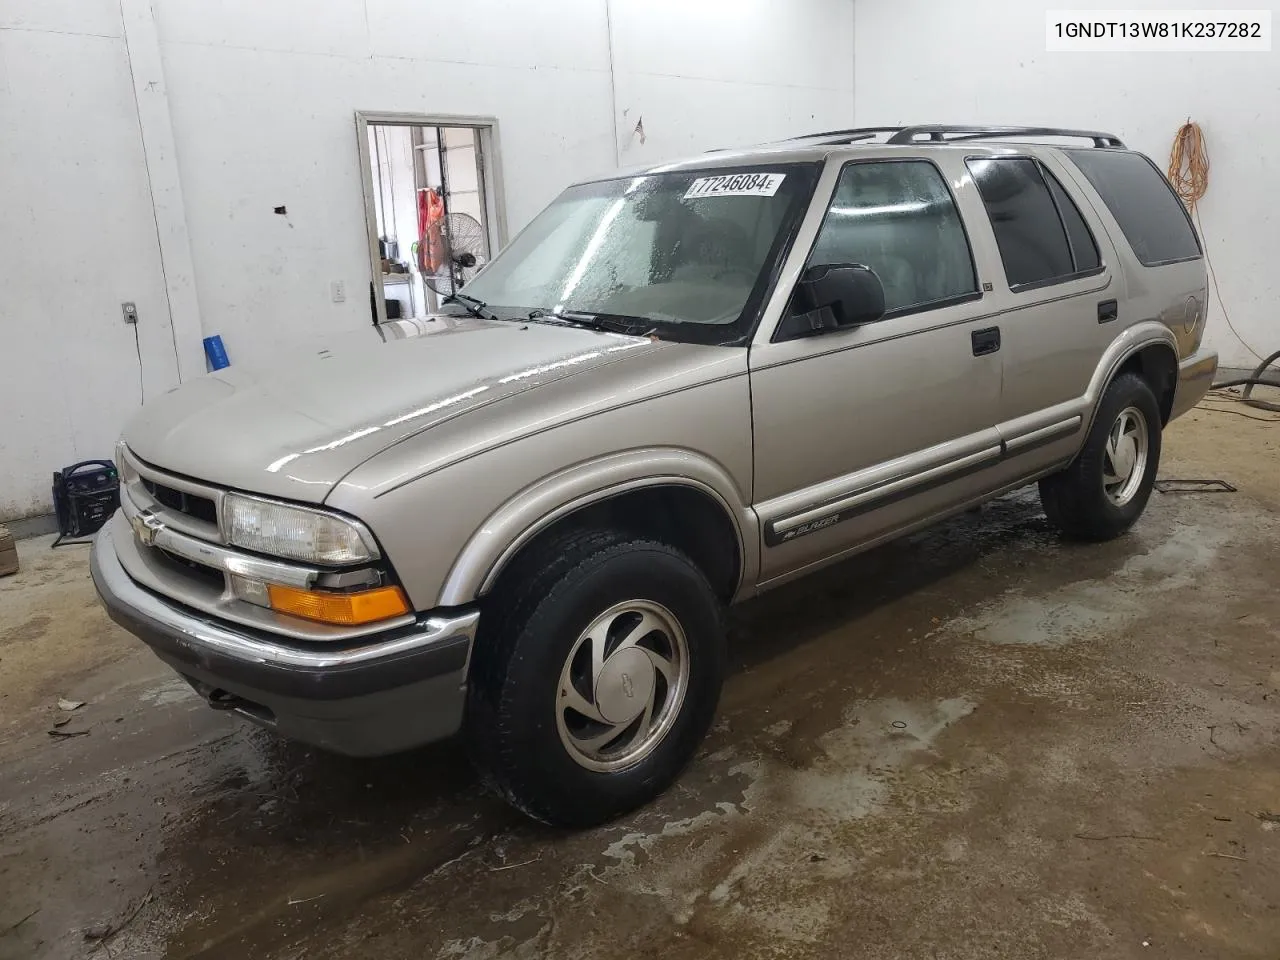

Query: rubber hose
[1211,348,1280,413]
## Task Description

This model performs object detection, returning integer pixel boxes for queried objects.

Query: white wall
[610,0,856,162]
[0,0,183,520]
[854,0,1278,369]
[0,0,854,521]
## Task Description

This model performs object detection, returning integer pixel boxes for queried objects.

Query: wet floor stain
[6,614,50,644]
[943,518,1240,647]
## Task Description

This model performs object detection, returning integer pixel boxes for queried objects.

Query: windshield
[458,164,818,344]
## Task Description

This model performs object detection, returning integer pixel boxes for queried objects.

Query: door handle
[971,326,1001,356]
[1097,299,1119,323]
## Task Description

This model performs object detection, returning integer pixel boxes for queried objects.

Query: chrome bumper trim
[93,521,479,674]
[106,512,411,642]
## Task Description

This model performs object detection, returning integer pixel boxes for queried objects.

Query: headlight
[223,494,377,564]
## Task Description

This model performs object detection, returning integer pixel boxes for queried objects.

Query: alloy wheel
[1102,405,1149,506]
[555,599,689,772]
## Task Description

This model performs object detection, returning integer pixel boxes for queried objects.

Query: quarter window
[806,160,978,315]
[1066,148,1202,266]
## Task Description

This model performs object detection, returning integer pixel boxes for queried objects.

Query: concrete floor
[1,406,1278,960]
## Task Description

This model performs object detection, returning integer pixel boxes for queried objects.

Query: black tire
[1039,372,1162,542]
[466,528,725,827]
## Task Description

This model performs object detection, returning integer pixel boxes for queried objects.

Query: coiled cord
[1168,120,1210,209]
[1167,122,1278,413]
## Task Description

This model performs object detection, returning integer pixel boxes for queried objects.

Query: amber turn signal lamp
[266,583,410,626]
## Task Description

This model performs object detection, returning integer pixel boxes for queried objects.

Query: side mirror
[778,263,886,339]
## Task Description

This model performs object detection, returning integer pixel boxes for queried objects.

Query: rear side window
[807,160,978,315]
[1066,149,1202,266]
[967,157,1078,289]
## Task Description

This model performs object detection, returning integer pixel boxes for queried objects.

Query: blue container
[203,335,230,371]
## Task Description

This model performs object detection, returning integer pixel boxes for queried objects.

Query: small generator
[52,460,119,546]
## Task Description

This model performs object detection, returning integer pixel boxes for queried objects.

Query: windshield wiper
[525,309,654,337]
[443,293,502,322]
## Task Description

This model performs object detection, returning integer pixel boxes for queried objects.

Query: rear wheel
[1039,372,1162,541]
[466,529,725,827]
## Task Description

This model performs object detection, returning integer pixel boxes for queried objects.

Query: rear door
[962,152,1121,467]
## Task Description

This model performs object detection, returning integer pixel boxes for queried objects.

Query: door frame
[355,111,509,325]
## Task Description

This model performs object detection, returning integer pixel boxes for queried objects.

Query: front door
[749,156,1004,586]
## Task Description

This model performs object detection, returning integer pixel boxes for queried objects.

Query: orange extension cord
[1167,121,1267,365]
[1167,120,1210,210]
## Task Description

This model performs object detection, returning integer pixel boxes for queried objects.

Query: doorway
[356,112,507,325]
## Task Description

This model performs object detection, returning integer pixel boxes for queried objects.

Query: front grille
[143,478,217,525]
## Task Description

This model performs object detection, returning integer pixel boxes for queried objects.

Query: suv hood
[123,316,662,503]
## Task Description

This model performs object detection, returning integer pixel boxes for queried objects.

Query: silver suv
[92,124,1217,825]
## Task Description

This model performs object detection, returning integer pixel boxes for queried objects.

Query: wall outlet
[330,280,346,303]
[122,302,139,324]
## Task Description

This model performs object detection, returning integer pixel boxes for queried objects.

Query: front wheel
[466,529,725,827]
[1039,372,1162,541]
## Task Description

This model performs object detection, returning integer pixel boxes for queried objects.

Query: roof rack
[708,124,1126,155]
[785,126,907,145]
[885,125,1125,148]
[705,126,903,153]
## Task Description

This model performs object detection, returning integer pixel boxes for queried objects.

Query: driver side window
[806,160,979,316]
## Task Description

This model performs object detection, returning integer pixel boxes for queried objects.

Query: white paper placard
[684,172,786,200]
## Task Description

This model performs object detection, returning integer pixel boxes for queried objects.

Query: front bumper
[91,521,479,756]
[1169,347,1218,421]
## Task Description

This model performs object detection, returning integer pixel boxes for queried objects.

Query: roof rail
[886,125,1125,148]
[705,126,902,153]
[708,124,1126,155]
[785,126,906,144]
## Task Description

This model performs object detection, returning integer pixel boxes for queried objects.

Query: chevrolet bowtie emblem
[131,511,164,547]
